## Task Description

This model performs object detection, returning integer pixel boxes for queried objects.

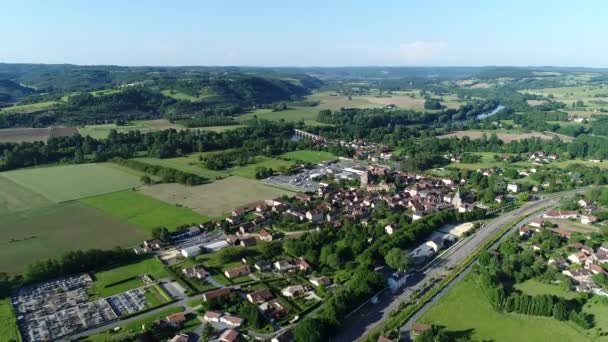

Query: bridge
[293,129,326,143]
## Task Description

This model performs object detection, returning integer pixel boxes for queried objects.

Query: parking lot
[264,160,364,192]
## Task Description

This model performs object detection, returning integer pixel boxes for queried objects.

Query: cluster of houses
[528,150,558,164]
[519,214,608,296]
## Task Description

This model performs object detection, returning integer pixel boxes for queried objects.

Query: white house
[203,311,221,323]
[507,183,520,193]
[220,315,244,328]
[581,215,598,225]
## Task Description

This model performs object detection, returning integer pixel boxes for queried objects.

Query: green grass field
[0,299,20,341]
[228,156,294,179]
[280,150,337,164]
[514,279,578,299]
[139,176,292,217]
[0,100,58,114]
[198,124,247,132]
[0,176,52,216]
[0,201,148,274]
[77,123,154,139]
[80,190,209,232]
[1,163,142,203]
[90,257,169,298]
[420,276,591,341]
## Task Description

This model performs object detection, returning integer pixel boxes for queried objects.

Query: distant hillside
[0,79,36,105]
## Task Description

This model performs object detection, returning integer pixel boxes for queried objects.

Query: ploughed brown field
[438,130,572,142]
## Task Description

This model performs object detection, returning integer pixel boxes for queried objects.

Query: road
[334,189,584,342]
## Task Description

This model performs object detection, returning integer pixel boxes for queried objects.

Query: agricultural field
[80,190,209,232]
[1,163,142,203]
[0,299,20,341]
[139,176,292,217]
[0,202,148,274]
[552,159,608,169]
[420,276,590,342]
[280,150,338,164]
[197,124,247,132]
[136,119,186,131]
[0,127,50,143]
[0,176,51,216]
[89,257,169,298]
[522,84,608,112]
[438,130,570,142]
[49,126,78,138]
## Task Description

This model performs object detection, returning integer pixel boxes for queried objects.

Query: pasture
[0,202,148,274]
[1,163,142,203]
[80,190,209,231]
[137,119,186,131]
[420,276,589,342]
[139,176,291,217]
[0,127,50,143]
[281,150,338,164]
[522,84,608,112]
[0,175,51,215]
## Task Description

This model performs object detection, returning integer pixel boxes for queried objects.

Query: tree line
[111,158,208,185]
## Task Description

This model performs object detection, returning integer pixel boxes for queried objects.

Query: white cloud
[399,41,447,63]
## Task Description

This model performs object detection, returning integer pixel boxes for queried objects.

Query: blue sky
[2,0,607,67]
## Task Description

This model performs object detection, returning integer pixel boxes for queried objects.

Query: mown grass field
[90,257,169,298]
[0,299,20,341]
[139,176,291,217]
[80,190,209,232]
[1,163,142,203]
[280,150,337,164]
[0,176,51,216]
[0,202,148,274]
[420,276,591,342]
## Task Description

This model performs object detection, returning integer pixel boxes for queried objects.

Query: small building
[255,260,273,272]
[411,323,433,337]
[507,183,520,193]
[181,245,202,258]
[221,315,244,328]
[543,210,578,220]
[219,329,239,342]
[164,312,186,328]
[309,276,332,287]
[281,285,306,297]
[306,209,324,223]
[259,228,273,242]
[247,288,274,304]
[182,265,209,279]
[581,215,597,225]
[239,235,257,247]
[202,288,232,302]
[203,311,222,323]
[529,218,544,228]
[169,334,190,342]
[274,260,295,272]
[224,265,251,279]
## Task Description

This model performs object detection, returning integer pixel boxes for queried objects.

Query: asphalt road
[334,189,585,342]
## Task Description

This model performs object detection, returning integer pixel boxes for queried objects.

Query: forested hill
[0,63,324,127]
